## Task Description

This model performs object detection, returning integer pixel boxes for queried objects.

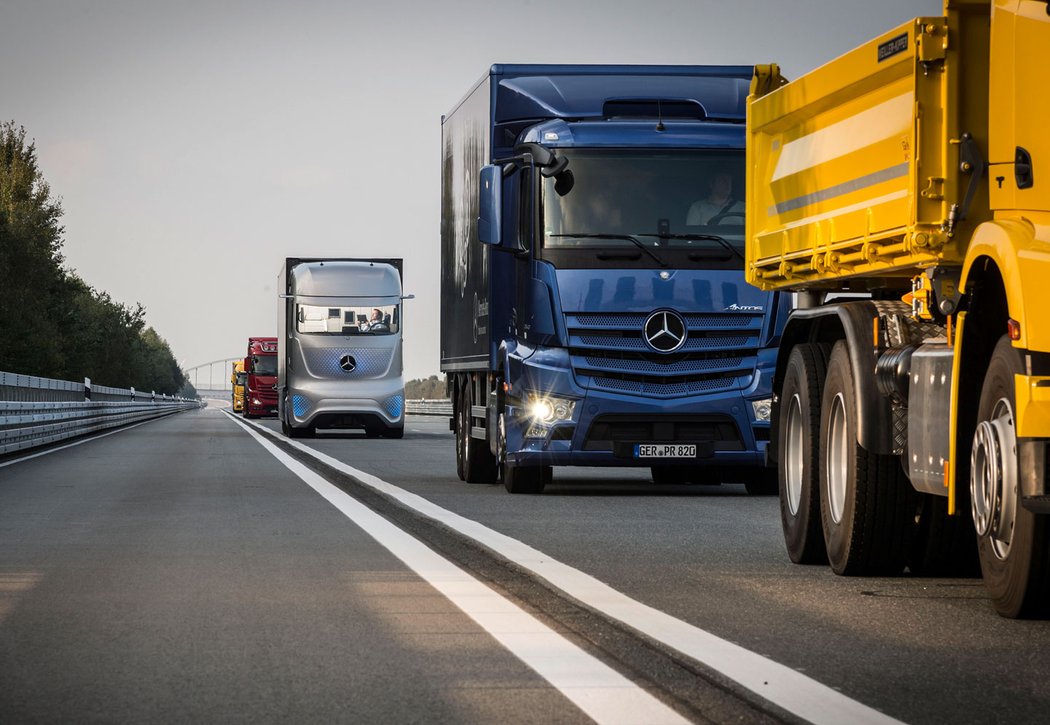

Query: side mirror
[477,165,502,246]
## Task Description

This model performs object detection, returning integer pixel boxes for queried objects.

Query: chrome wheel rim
[826,392,849,524]
[784,394,804,516]
[970,398,1018,560]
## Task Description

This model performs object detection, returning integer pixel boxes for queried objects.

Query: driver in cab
[686,170,743,226]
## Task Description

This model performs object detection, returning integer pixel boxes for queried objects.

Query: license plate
[634,444,697,459]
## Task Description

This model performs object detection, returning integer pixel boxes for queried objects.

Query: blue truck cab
[440,65,789,493]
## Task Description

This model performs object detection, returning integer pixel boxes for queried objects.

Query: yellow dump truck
[748,0,1050,617]
[231,360,246,413]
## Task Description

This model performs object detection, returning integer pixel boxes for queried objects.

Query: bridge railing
[406,399,452,417]
[0,371,200,456]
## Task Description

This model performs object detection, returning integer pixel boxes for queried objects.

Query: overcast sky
[3,0,941,384]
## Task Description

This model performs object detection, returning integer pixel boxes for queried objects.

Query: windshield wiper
[635,232,745,261]
[548,233,668,268]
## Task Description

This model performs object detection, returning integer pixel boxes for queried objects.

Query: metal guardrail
[406,399,452,416]
[0,371,200,456]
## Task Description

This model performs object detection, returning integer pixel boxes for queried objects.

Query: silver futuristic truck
[277,258,409,438]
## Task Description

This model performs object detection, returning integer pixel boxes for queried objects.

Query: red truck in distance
[243,337,278,417]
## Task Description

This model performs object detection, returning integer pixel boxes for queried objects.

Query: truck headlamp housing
[751,398,772,422]
[523,394,576,439]
[526,395,576,425]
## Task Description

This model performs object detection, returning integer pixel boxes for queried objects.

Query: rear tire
[778,343,831,564]
[972,336,1050,617]
[504,464,551,494]
[382,426,404,439]
[820,341,916,575]
[460,381,498,483]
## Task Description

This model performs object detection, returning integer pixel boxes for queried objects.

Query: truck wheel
[820,341,915,575]
[908,493,979,577]
[454,385,467,481]
[460,383,498,483]
[779,343,831,564]
[651,467,692,485]
[504,464,550,494]
[744,468,779,496]
[382,426,404,439]
[286,423,314,439]
[971,335,1050,617]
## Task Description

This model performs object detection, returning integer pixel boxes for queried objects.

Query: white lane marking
[227,414,688,725]
[771,92,912,181]
[228,413,900,725]
[0,418,157,469]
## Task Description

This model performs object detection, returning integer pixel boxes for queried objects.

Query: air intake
[601,99,707,120]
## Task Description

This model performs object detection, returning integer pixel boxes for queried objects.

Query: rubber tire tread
[504,465,550,494]
[462,382,498,483]
[821,341,916,576]
[778,342,831,564]
[975,336,1050,617]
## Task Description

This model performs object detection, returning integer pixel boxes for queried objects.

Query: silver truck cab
[277,258,407,438]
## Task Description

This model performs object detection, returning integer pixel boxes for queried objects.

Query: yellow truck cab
[747,0,1050,617]
[231,360,246,413]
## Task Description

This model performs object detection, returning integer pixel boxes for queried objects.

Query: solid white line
[228,412,900,725]
[0,418,158,469]
[226,414,688,725]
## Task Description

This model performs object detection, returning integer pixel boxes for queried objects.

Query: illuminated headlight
[526,395,576,424]
[253,398,261,406]
[523,395,576,438]
[751,398,772,422]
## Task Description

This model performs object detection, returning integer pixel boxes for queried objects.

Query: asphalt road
[2,406,1049,724]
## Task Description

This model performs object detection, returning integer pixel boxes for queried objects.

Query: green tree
[0,121,188,395]
[0,122,67,374]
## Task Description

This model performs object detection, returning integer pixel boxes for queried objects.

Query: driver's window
[685,167,744,227]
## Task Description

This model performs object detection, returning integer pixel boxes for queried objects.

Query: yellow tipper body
[746,1,992,291]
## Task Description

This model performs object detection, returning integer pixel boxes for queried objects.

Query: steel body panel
[961,218,1050,353]
[746,6,993,291]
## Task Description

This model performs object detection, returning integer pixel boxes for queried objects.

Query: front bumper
[504,359,773,468]
[288,377,405,428]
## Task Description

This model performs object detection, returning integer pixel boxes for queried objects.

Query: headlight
[523,394,576,438]
[526,395,576,424]
[751,398,772,422]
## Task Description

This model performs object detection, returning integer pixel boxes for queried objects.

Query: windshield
[541,149,744,263]
[296,303,399,335]
[235,372,246,386]
[250,355,277,376]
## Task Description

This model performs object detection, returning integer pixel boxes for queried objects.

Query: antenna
[655,100,665,132]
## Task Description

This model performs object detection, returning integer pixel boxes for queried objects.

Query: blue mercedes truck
[440,64,789,494]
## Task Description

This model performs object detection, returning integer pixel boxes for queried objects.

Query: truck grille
[566,312,763,398]
[301,348,393,379]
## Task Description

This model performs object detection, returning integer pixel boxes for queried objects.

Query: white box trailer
[277,258,408,438]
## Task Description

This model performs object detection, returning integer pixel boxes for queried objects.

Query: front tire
[778,343,830,564]
[382,426,404,439]
[504,464,551,494]
[820,341,915,575]
[971,336,1050,617]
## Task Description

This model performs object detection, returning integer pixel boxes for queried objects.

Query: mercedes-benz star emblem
[339,354,357,373]
[643,310,687,353]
